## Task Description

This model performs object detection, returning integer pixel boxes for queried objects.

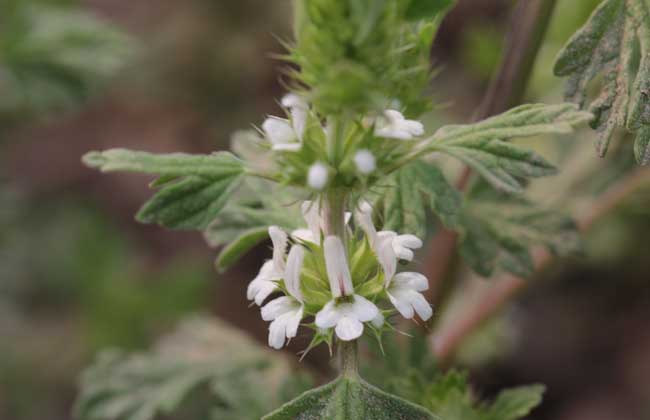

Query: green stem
[338,340,359,378]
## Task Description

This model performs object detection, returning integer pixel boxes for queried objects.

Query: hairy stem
[424,0,559,303]
[432,168,650,363]
[338,340,359,378]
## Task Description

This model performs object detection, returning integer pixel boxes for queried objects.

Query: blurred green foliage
[0,0,132,123]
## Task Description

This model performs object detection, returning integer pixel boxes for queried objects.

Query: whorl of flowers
[248,199,432,350]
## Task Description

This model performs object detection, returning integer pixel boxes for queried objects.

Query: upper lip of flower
[374,109,425,140]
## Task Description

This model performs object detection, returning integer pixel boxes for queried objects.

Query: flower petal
[268,316,289,349]
[376,232,397,282]
[354,149,376,174]
[263,117,295,145]
[409,291,433,321]
[315,300,342,329]
[268,226,287,274]
[323,236,354,297]
[335,316,364,341]
[355,201,377,245]
[393,234,423,261]
[272,142,302,152]
[308,162,329,190]
[393,272,428,292]
[291,228,317,244]
[285,306,304,339]
[387,290,415,319]
[285,245,305,302]
[371,311,384,328]
[261,296,295,321]
[247,260,277,304]
[301,201,322,244]
[351,294,380,322]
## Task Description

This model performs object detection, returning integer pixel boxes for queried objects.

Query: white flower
[386,272,432,321]
[247,260,279,306]
[261,245,305,349]
[354,202,431,320]
[355,201,422,279]
[262,117,301,152]
[374,109,424,140]
[282,93,309,141]
[315,295,380,341]
[247,226,288,305]
[315,236,380,341]
[354,149,376,174]
[322,236,354,298]
[307,162,329,190]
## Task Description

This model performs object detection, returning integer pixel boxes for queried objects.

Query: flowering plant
[77,0,650,419]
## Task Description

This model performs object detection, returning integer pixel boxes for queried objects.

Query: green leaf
[430,103,592,192]
[83,149,244,177]
[376,160,462,237]
[215,227,269,272]
[635,125,650,165]
[83,149,246,230]
[458,189,581,277]
[415,370,544,420]
[554,0,650,161]
[0,3,133,118]
[262,376,437,420]
[484,385,546,420]
[405,0,455,21]
[75,317,307,420]
[136,175,243,230]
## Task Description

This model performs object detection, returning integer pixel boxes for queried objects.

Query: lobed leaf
[262,376,437,420]
[415,370,545,420]
[74,317,304,420]
[376,159,462,237]
[554,0,650,164]
[83,149,246,230]
[429,104,592,192]
[458,188,581,278]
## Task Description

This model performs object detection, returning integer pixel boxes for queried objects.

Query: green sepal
[215,227,269,272]
[262,375,437,420]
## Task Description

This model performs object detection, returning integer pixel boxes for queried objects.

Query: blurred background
[1,0,648,419]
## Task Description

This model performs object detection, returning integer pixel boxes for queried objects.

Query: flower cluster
[247,200,432,350]
[258,94,426,192]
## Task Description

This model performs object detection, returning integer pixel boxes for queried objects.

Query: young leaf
[405,0,456,21]
[554,0,650,164]
[484,385,546,420]
[458,191,580,278]
[375,159,462,237]
[415,370,544,420]
[429,103,593,192]
[262,376,437,420]
[83,149,246,230]
[215,227,269,272]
